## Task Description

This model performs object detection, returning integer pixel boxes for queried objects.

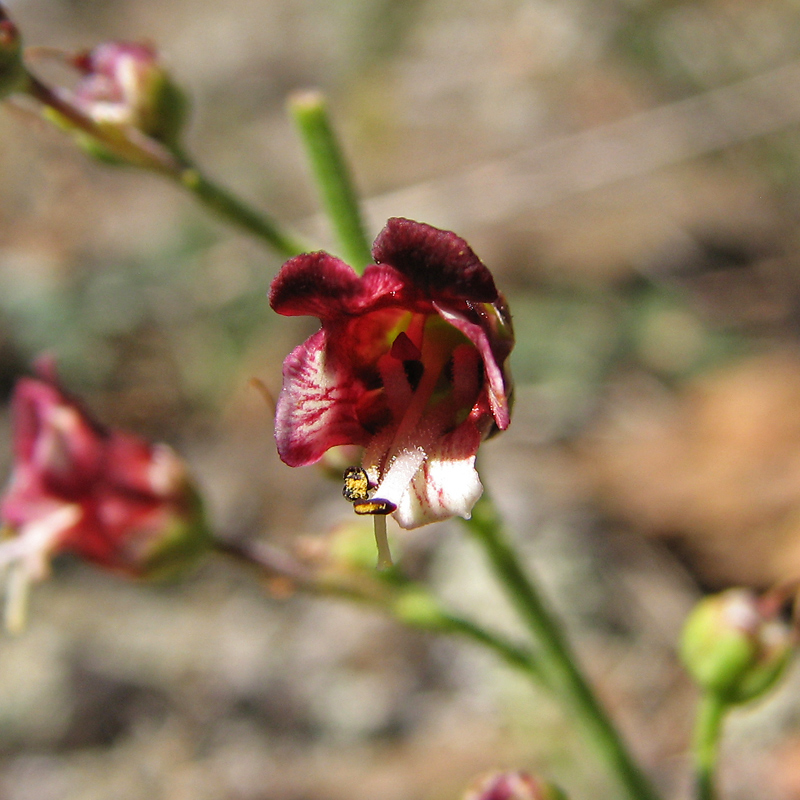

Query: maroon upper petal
[270,252,408,320]
[372,218,498,303]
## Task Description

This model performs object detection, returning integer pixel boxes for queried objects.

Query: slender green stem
[463,493,662,800]
[213,537,547,686]
[24,73,307,259]
[288,90,372,272]
[692,693,728,800]
[178,166,307,259]
[435,608,549,684]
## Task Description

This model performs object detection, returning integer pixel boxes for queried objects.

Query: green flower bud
[680,588,793,704]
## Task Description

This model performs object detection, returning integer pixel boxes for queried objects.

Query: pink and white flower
[270,217,514,530]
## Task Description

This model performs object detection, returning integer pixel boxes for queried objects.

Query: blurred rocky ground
[4,0,800,798]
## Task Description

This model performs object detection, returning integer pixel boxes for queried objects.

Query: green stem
[214,537,547,687]
[692,693,728,800]
[436,608,549,684]
[389,586,549,686]
[288,90,372,272]
[463,493,662,800]
[25,73,307,259]
[178,166,307,259]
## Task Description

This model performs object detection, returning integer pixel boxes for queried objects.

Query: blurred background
[3,0,800,797]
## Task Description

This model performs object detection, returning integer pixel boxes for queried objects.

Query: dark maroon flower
[0,360,209,630]
[270,218,513,530]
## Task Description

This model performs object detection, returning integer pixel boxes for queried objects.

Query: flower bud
[0,360,211,631]
[680,588,793,704]
[70,41,187,149]
[0,5,26,99]
[461,771,567,800]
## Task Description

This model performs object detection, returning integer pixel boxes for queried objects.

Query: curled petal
[270,251,408,321]
[435,303,511,430]
[11,378,104,497]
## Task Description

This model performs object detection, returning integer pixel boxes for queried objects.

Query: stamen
[368,325,460,511]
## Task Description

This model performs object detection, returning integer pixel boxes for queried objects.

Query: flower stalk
[372,515,393,570]
[4,35,306,258]
[463,492,662,800]
[692,693,727,800]
[213,536,547,683]
[288,89,372,271]
[178,166,307,258]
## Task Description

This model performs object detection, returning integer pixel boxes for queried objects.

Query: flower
[68,41,187,148]
[270,217,513,530]
[461,771,566,800]
[0,359,210,631]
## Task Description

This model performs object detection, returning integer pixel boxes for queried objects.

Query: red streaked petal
[275,330,370,466]
[392,422,484,529]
